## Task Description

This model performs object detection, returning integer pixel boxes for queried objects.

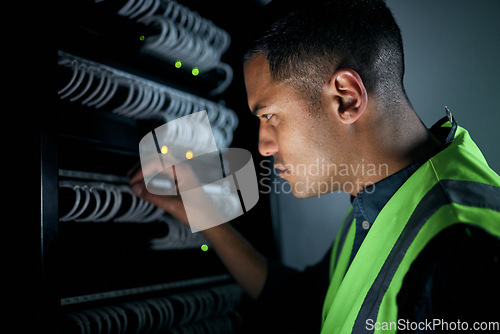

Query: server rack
[44,1,276,332]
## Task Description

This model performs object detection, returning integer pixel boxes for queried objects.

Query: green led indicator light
[174,60,182,68]
[139,35,145,41]
[192,67,200,76]
[201,244,209,252]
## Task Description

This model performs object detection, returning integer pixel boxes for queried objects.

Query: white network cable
[98,0,233,95]
[58,51,239,149]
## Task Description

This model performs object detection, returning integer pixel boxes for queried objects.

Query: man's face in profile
[244,54,354,198]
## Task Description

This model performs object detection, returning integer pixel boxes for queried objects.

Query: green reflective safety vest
[320,118,500,334]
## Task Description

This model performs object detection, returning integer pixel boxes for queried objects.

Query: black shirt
[251,125,500,333]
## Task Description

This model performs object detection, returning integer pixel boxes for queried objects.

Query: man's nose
[258,124,278,157]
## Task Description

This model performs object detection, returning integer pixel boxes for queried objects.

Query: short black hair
[244,0,407,106]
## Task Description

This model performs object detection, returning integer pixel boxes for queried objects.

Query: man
[130,0,500,332]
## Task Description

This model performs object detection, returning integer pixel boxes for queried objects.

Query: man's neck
[351,106,443,196]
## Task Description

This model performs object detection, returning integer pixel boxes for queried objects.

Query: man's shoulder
[417,223,499,270]
[398,223,500,321]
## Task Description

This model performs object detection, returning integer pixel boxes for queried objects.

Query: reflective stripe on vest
[321,120,500,333]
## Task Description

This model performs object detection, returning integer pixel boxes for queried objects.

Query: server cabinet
[44,1,276,332]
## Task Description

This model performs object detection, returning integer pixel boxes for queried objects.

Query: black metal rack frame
[43,1,278,333]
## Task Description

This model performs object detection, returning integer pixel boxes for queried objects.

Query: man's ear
[325,69,368,124]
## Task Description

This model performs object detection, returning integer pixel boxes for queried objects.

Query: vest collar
[351,109,458,226]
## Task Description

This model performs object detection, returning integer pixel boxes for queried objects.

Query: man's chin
[286,178,341,198]
[291,190,317,198]
[288,182,323,199]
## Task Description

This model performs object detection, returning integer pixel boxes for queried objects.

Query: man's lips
[274,165,288,177]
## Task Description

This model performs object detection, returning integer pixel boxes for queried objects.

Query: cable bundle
[149,216,207,250]
[64,284,243,334]
[59,180,165,223]
[98,0,233,95]
[58,51,238,149]
[59,179,210,249]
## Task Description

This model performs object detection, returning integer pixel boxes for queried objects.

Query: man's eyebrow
[251,104,267,116]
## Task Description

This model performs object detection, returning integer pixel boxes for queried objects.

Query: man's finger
[129,168,144,186]
[126,160,142,178]
[131,182,189,224]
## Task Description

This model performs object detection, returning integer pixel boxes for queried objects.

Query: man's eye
[261,114,273,122]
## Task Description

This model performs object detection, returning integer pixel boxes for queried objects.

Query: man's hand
[128,166,189,225]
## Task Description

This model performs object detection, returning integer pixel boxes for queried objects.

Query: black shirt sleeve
[397,224,500,333]
[251,250,331,334]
